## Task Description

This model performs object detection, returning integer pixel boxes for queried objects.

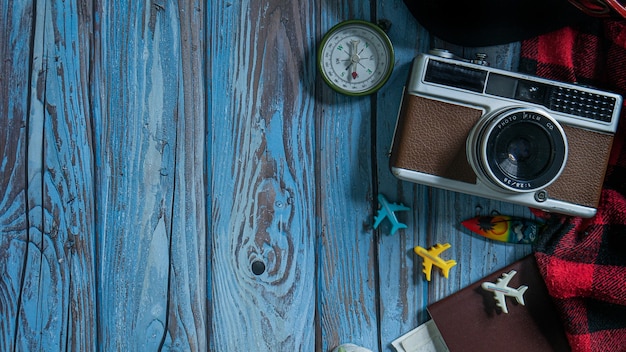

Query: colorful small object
[461,215,542,244]
[481,270,528,314]
[413,243,457,281]
[373,194,410,235]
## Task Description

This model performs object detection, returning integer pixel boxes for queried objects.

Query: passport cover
[427,254,570,351]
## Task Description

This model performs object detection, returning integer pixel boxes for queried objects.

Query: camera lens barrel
[468,107,568,192]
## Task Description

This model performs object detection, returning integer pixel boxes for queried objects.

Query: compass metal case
[318,20,394,96]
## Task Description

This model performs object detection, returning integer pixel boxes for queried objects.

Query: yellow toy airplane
[413,243,457,281]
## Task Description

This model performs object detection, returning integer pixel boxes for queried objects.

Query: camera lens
[491,122,553,181]
[470,108,567,192]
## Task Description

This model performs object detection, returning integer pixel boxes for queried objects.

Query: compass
[318,20,394,96]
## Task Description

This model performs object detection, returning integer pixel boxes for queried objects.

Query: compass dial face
[319,20,394,96]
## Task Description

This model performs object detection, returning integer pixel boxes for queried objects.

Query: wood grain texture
[209,1,317,350]
[0,2,34,351]
[315,2,382,351]
[374,1,434,348]
[3,0,98,350]
[0,0,535,351]
[33,0,97,348]
[92,0,207,350]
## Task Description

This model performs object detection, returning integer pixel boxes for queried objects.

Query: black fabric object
[402,0,595,46]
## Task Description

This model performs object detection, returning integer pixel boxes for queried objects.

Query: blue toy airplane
[373,194,410,235]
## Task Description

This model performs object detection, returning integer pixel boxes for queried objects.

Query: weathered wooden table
[1,1,532,351]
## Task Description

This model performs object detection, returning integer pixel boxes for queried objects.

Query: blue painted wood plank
[93,2,176,349]
[315,3,385,351]
[374,1,433,349]
[162,1,208,351]
[208,1,317,350]
[91,0,207,350]
[0,2,34,351]
[8,0,98,350]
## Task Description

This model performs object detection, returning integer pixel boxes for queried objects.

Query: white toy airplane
[481,270,528,314]
[413,243,457,281]
[373,194,410,235]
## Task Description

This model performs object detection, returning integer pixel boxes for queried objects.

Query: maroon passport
[427,255,570,352]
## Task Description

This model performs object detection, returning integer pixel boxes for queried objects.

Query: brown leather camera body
[390,94,614,209]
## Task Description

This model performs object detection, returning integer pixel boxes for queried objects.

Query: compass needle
[349,39,360,81]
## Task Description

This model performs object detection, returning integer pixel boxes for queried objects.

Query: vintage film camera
[390,50,623,217]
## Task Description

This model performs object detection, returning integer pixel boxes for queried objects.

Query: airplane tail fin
[515,285,528,305]
[391,223,408,236]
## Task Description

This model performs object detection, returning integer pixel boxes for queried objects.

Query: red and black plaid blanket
[520,19,626,352]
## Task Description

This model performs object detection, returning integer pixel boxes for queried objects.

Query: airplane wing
[493,291,509,314]
[439,260,457,278]
[495,270,516,288]
[422,260,433,281]
[388,202,410,212]
[373,209,388,229]
[429,243,451,256]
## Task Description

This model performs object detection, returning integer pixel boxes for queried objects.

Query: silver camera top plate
[406,53,623,134]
